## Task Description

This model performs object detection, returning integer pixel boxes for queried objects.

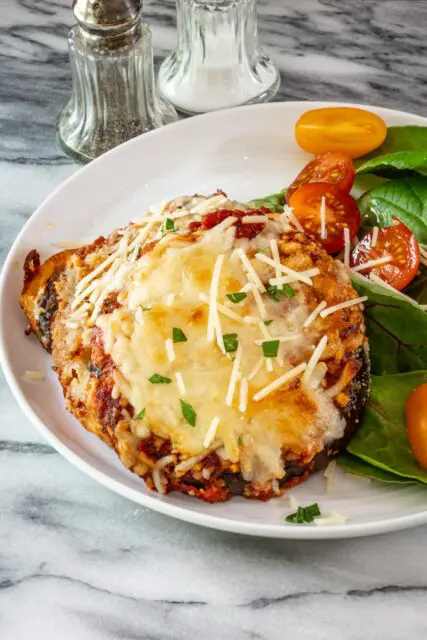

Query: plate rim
[3,99,427,539]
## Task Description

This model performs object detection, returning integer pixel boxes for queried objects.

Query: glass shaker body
[57,23,178,163]
[158,0,280,114]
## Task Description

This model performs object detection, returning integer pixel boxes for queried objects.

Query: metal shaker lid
[73,0,142,34]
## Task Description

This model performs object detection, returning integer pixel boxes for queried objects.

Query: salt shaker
[157,0,280,115]
[57,0,178,162]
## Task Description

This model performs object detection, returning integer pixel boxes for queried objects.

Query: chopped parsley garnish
[135,408,146,420]
[223,333,239,353]
[173,327,187,343]
[149,373,172,384]
[286,503,321,524]
[180,399,196,427]
[266,284,296,301]
[140,305,152,312]
[237,435,243,446]
[264,319,273,326]
[226,292,247,304]
[262,340,280,358]
[165,218,175,231]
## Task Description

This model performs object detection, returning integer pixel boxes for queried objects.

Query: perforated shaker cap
[73,0,142,34]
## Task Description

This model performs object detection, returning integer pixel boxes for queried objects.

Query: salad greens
[347,372,427,484]
[251,123,427,487]
[359,176,427,244]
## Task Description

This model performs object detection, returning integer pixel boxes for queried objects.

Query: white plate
[2,101,427,539]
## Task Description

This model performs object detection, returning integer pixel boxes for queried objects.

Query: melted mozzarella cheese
[75,196,350,485]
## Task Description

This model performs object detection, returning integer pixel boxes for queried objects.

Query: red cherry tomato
[287,152,355,203]
[351,219,420,291]
[406,383,427,470]
[288,183,361,254]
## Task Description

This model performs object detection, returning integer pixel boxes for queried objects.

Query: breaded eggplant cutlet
[21,192,370,502]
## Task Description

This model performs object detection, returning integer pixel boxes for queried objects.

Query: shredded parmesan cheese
[22,369,46,382]
[253,362,307,402]
[352,256,392,272]
[283,205,304,233]
[248,357,264,381]
[251,284,268,319]
[207,254,225,342]
[239,377,248,413]
[175,372,186,395]
[236,248,266,292]
[303,301,327,328]
[320,296,368,318]
[204,416,221,448]
[368,273,421,307]
[226,343,243,406]
[344,227,351,268]
[371,226,379,248]
[242,215,268,224]
[314,511,347,526]
[255,253,314,286]
[289,494,299,510]
[270,238,281,283]
[199,293,258,324]
[320,196,327,240]
[324,459,337,493]
[265,357,273,372]
[302,335,328,384]
[165,338,176,362]
[254,334,300,345]
[269,268,320,287]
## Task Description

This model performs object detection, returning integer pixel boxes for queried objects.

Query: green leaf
[247,189,287,213]
[352,273,427,375]
[180,399,196,427]
[172,327,187,343]
[347,371,427,484]
[262,340,280,358]
[358,176,427,244]
[140,305,152,312]
[338,452,420,485]
[264,320,273,326]
[165,218,175,231]
[135,408,146,420]
[404,265,427,305]
[357,150,427,178]
[362,126,427,158]
[266,284,296,301]
[223,333,239,353]
[286,503,321,524]
[149,373,172,384]
[226,292,247,304]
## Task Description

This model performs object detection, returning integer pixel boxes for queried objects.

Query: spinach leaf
[338,452,420,485]
[357,150,427,178]
[358,176,427,244]
[351,273,427,375]
[347,371,427,484]
[364,126,427,158]
[248,189,286,213]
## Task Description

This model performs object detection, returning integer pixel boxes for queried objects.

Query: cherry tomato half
[351,219,420,290]
[406,383,427,470]
[295,107,387,159]
[287,152,355,203]
[288,183,361,254]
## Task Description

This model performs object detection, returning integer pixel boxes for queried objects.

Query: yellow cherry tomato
[406,383,427,470]
[295,107,387,159]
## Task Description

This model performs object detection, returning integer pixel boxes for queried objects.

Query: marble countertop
[2,0,427,638]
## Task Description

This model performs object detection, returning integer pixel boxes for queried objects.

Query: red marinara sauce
[189,207,269,239]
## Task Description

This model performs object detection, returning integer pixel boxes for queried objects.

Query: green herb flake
[226,292,247,304]
[173,327,187,343]
[180,399,196,427]
[262,340,280,358]
[266,284,296,301]
[223,333,239,353]
[135,408,146,420]
[165,218,175,231]
[264,320,273,326]
[140,305,152,312]
[149,373,172,384]
[237,436,243,446]
[286,503,321,524]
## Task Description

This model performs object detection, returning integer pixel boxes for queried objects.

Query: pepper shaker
[57,0,178,163]
[157,0,280,115]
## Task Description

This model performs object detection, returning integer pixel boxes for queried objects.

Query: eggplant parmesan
[21,192,370,502]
